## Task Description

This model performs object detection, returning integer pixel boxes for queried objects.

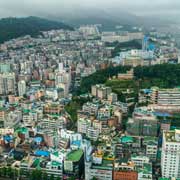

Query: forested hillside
[0,16,73,43]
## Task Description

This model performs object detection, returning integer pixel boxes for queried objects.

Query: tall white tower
[161,129,180,178]
[18,80,26,97]
[58,63,64,73]
[178,54,180,64]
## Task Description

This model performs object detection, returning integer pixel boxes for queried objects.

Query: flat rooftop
[165,130,180,143]
[92,160,113,170]
[66,149,83,162]
[51,161,61,167]
[137,163,152,174]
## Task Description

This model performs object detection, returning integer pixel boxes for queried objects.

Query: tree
[50,174,54,180]
[0,168,3,177]
[80,65,131,94]
[42,172,48,180]
[2,167,7,177]
[0,17,73,43]
[55,177,61,180]
[14,169,19,179]
[6,167,13,178]
[67,177,76,180]
[91,177,98,180]
[111,40,142,58]
[30,169,42,180]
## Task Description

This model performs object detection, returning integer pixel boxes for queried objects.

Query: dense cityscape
[0,1,180,180]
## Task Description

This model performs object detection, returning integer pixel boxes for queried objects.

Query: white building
[113,49,154,66]
[87,127,100,141]
[40,115,67,132]
[18,80,26,97]
[5,110,22,128]
[79,25,100,37]
[161,129,180,178]
[137,163,153,180]
[85,161,113,180]
[178,54,180,64]
[101,32,143,43]
[146,142,158,161]
[78,118,91,134]
[77,118,100,141]
[131,155,150,168]
[45,88,64,100]
[91,84,112,100]
[55,63,71,97]
[108,93,118,103]
[0,73,16,95]
[151,87,180,106]
[82,102,99,116]
[55,73,71,97]
[60,129,82,145]
[97,107,111,120]
[23,110,38,127]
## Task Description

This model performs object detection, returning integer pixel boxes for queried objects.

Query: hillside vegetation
[0,16,73,43]
[80,64,180,95]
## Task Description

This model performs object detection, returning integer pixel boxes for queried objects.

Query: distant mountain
[0,16,73,43]
[48,8,140,31]
[47,7,175,31]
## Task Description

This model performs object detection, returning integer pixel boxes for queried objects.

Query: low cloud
[0,0,179,18]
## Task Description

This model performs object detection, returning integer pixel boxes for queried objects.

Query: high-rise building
[78,118,91,134]
[161,129,180,178]
[178,54,180,64]
[58,62,65,73]
[55,64,71,97]
[64,149,84,179]
[126,108,158,136]
[91,84,112,100]
[0,73,16,95]
[18,80,26,97]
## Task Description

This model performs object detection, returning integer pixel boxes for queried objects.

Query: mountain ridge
[45,7,175,31]
[0,16,73,43]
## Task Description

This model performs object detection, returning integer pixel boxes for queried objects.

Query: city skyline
[0,1,180,179]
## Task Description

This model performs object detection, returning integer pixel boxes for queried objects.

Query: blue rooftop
[3,135,13,142]
[71,140,81,148]
[34,137,42,143]
[154,112,171,117]
[121,136,133,143]
[34,150,50,157]
[143,89,152,94]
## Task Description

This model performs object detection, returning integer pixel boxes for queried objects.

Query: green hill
[79,63,180,94]
[0,16,73,43]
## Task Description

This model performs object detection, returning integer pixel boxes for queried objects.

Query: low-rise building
[113,161,138,180]
[118,69,134,80]
[137,163,153,180]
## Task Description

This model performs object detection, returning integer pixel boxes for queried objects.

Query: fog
[0,0,180,19]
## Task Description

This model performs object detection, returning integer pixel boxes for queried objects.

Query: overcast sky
[0,0,180,18]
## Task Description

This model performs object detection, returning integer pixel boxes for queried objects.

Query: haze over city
[0,0,180,17]
[0,0,180,180]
